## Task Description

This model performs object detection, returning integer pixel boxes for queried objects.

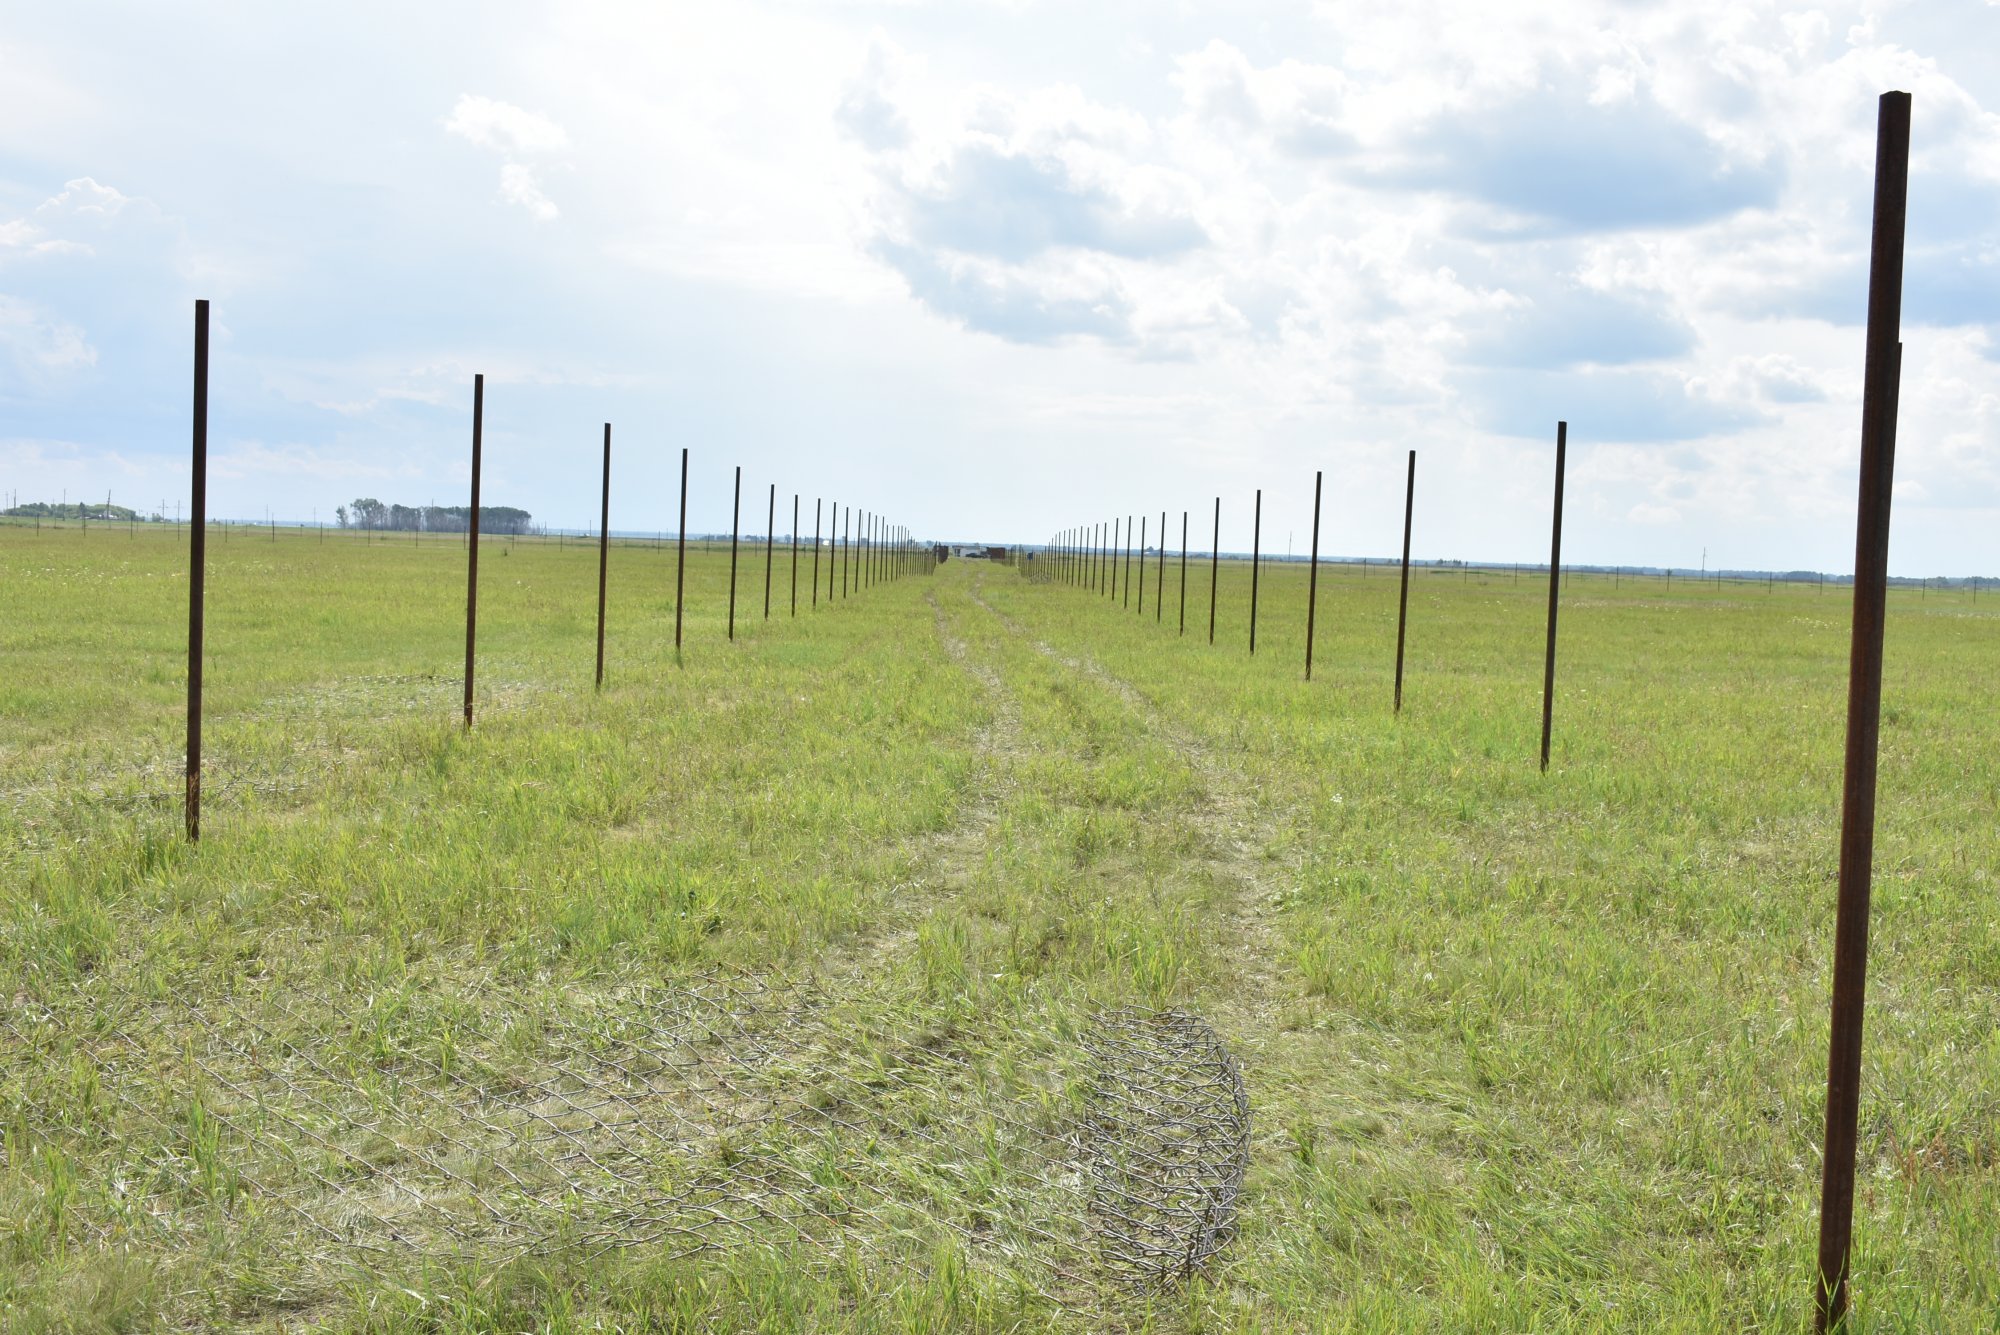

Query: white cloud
[443,94,570,156]
[445,94,568,220]
[0,295,95,372]
[36,176,135,218]
[498,162,560,222]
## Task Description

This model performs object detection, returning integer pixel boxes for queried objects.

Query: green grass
[4,522,1998,1331]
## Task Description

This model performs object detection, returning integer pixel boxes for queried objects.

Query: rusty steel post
[764,483,775,619]
[1156,510,1165,623]
[1124,516,1134,610]
[1209,498,1220,645]
[596,423,610,689]
[841,505,850,599]
[674,447,688,656]
[1179,511,1188,635]
[727,466,741,640]
[791,494,800,616]
[1395,449,1416,713]
[812,499,822,608]
[185,300,209,843]
[463,374,483,728]
[1109,517,1119,602]
[1138,515,1147,615]
[1249,489,1262,656]
[1305,471,1322,680]
[1816,89,1911,1335]
[1540,422,1567,771]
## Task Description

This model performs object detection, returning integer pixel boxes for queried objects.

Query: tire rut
[964,576,1294,1025]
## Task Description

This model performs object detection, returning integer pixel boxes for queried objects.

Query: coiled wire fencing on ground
[4,967,1249,1310]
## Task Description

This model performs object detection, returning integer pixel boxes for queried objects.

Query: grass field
[4,520,1998,1332]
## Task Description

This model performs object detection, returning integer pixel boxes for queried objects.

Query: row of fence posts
[1044,442,1457,724]
[182,310,932,843]
[1030,90,1910,1332]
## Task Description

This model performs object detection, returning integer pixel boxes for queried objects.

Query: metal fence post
[596,423,611,688]
[1394,450,1416,713]
[1305,471,1322,680]
[185,301,209,842]
[1539,423,1567,771]
[463,375,483,727]
[1815,89,1911,1335]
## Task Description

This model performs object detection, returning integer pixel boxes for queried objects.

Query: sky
[1,1,1997,574]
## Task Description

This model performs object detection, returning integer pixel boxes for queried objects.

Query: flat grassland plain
[4,521,1997,1332]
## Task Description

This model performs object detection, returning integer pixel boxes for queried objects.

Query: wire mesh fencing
[4,966,1250,1314]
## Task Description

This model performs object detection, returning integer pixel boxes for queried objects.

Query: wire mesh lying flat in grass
[3,968,1251,1312]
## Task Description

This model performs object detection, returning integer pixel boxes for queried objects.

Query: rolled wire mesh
[4,970,1249,1309]
[1082,1007,1251,1288]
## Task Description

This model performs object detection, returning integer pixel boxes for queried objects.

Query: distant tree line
[337,499,533,534]
[4,501,146,521]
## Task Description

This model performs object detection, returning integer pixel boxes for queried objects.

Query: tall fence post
[1156,510,1166,623]
[596,423,611,689]
[764,483,775,619]
[1305,471,1322,680]
[1138,515,1147,615]
[1124,516,1134,610]
[791,494,800,616]
[675,447,688,658]
[727,466,741,640]
[1111,517,1121,603]
[1249,488,1262,656]
[463,374,483,728]
[841,505,850,599]
[1209,499,1220,645]
[1179,511,1188,635]
[185,299,209,843]
[1394,449,1416,713]
[1815,89,1911,1335]
[813,499,823,608]
[1539,422,1567,771]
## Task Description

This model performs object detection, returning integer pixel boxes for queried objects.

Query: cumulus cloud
[1172,40,1355,157]
[871,239,1134,344]
[443,94,570,155]
[0,295,96,374]
[851,75,1208,344]
[498,162,559,222]
[1386,85,1784,235]
[836,37,912,151]
[3,178,162,259]
[837,4,1998,503]
[899,143,1206,262]
[36,177,137,219]
[1459,366,1766,442]
[0,218,88,257]
[445,94,567,221]
[1456,280,1696,369]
